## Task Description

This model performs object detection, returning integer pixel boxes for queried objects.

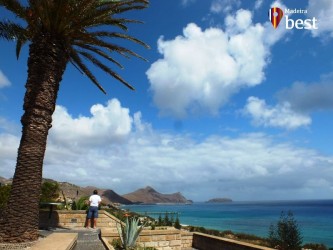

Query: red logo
[269,7,284,29]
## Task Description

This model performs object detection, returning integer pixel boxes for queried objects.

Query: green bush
[0,185,11,209]
[71,196,89,210]
[268,211,303,250]
[174,215,181,229]
[40,181,60,202]
[303,243,328,250]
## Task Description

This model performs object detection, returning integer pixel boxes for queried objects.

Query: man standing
[86,190,102,229]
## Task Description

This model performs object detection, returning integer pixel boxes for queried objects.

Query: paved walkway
[39,228,106,250]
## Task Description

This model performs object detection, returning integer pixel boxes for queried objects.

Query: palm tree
[0,0,149,243]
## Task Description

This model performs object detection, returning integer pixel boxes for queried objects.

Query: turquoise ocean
[122,200,333,248]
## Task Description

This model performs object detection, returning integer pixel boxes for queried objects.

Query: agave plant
[117,217,145,250]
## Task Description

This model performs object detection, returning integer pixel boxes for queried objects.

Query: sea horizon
[122,199,333,248]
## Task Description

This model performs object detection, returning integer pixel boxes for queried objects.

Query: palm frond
[79,51,134,90]
[74,32,147,61]
[1,0,150,93]
[0,21,25,40]
[91,31,150,49]
[69,49,107,94]
[73,42,124,69]
[0,0,26,19]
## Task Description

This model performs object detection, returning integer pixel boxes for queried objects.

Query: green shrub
[71,196,89,210]
[40,181,60,202]
[0,185,11,209]
[174,215,181,229]
[268,211,303,250]
[303,243,328,250]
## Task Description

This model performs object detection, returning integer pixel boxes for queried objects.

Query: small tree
[40,181,60,202]
[71,196,89,210]
[174,215,181,229]
[157,214,162,226]
[0,185,11,209]
[268,211,303,250]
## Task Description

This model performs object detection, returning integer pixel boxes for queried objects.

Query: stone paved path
[39,228,106,250]
[72,228,105,250]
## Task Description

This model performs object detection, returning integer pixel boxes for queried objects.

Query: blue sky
[0,0,333,201]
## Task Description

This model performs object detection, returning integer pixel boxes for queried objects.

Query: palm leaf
[79,51,135,90]
[0,0,26,19]
[69,48,107,94]
[1,0,150,93]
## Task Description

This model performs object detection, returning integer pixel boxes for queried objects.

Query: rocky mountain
[58,183,132,205]
[1,176,190,205]
[0,176,11,186]
[123,186,192,204]
[0,176,132,205]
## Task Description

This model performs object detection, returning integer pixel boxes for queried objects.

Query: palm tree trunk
[0,32,68,243]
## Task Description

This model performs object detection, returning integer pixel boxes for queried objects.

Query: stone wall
[101,227,193,250]
[192,232,275,250]
[39,209,121,231]
[39,210,193,249]
[39,210,274,250]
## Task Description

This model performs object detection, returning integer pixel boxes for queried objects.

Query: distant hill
[0,176,11,186]
[1,176,192,205]
[123,186,192,204]
[58,183,132,205]
[206,198,232,203]
[0,176,132,205]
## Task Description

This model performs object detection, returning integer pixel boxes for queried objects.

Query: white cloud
[210,0,241,14]
[1,100,332,201]
[307,0,333,37]
[181,0,196,7]
[277,73,333,112]
[244,96,311,130]
[243,72,333,130]
[0,133,19,177]
[49,99,133,147]
[0,70,11,88]
[147,7,289,118]
[254,0,263,10]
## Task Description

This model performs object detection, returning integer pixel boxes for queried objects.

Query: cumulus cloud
[277,73,333,113]
[0,70,11,88]
[1,99,332,201]
[243,72,333,130]
[243,96,311,130]
[307,0,333,37]
[147,5,288,118]
[49,99,133,147]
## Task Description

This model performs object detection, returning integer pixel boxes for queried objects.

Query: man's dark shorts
[87,206,99,219]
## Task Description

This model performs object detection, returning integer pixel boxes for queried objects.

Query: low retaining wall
[102,227,193,250]
[39,210,274,250]
[192,233,274,250]
[39,209,120,231]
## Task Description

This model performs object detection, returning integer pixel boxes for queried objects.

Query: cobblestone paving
[39,228,106,250]
[72,228,105,250]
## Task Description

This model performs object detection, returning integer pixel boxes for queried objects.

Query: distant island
[206,198,232,203]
